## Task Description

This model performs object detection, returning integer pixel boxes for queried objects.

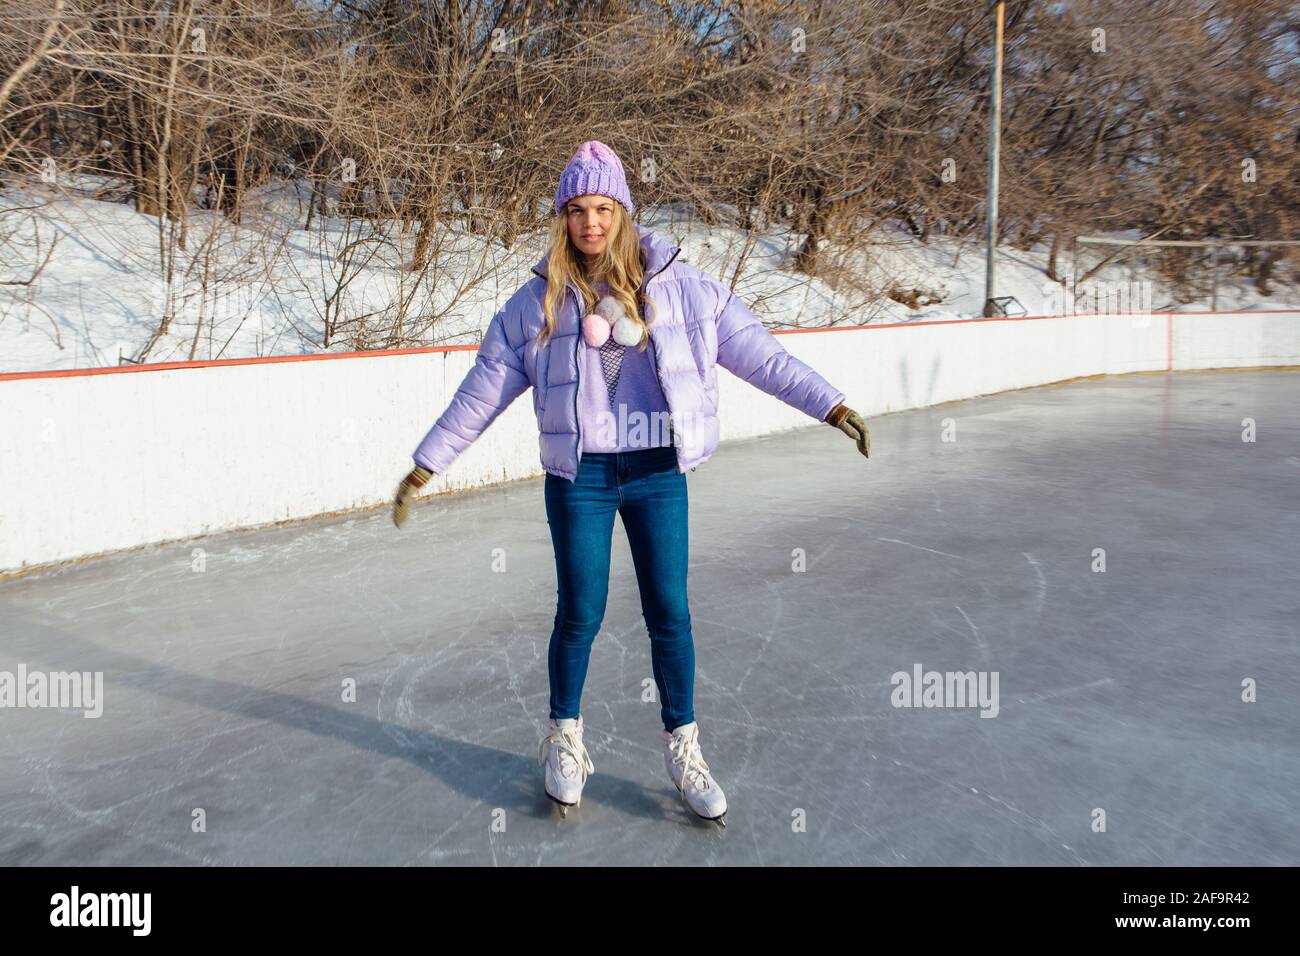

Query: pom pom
[582,314,611,347]
[594,295,624,322]
[613,315,641,346]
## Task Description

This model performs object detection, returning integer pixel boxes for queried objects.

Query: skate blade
[673,782,727,826]
[545,789,579,817]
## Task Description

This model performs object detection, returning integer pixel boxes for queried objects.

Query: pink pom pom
[582,314,611,347]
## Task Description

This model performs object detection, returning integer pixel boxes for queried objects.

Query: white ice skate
[537,715,594,817]
[662,721,727,827]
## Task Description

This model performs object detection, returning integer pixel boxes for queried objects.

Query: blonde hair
[536,202,656,351]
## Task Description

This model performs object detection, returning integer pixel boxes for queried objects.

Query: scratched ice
[1,369,1297,865]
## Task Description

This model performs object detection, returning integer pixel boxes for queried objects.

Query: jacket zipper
[641,248,681,466]
[641,248,680,396]
[645,333,671,452]
[571,282,584,480]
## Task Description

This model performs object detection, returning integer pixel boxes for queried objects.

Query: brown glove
[825,403,870,458]
[392,465,434,528]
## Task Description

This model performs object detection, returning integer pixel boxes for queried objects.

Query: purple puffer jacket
[412,224,845,481]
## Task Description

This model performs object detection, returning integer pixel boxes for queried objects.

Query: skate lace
[668,725,711,791]
[537,725,594,780]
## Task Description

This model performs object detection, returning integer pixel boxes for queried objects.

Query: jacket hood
[530,223,680,285]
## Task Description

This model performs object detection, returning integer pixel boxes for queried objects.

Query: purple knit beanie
[554,141,634,217]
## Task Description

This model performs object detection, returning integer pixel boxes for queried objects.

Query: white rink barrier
[2,310,1298,575]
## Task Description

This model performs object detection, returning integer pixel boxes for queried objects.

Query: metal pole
[1210,246,1219,311]
[983,1,1006,317]
[1070,234,1078,309]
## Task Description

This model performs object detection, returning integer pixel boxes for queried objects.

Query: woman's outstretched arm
[708,278,845,423]
[411,308,531,474]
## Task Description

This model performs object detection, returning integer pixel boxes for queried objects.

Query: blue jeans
[544,445,695,733]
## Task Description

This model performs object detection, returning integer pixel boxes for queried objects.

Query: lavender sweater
[579,282,674,452]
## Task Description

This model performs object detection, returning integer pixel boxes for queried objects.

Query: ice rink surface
[2,369,1297,866]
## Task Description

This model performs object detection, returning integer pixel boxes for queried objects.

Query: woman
[392,141,870,826]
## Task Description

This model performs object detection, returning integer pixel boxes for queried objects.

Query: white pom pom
[612,315,641,346]
[594,295,624,322]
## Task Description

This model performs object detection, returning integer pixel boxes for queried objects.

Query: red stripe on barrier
[0,342,479,382]
[2,309,1296,383]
